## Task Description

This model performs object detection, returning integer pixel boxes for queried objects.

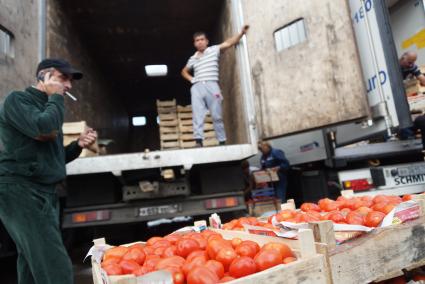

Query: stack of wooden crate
[404,65,425,96]
[177,105,219,148]
[63,121,99,157]
[157,99,179,150]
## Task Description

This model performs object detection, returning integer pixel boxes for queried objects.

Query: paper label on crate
[85,244,114,263]
[242,224,298,239]
[381,200,421,227]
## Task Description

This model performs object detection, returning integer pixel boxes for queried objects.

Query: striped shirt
[401,64,422,79]
[186,45,220,83]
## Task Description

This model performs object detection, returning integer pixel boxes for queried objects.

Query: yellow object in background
[402,29,425,49]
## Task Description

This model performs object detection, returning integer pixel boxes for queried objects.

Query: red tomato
[143,255,161,269]
[372,195,388,204]
[228,256,256,278]
[155,256,186,270]
[128,243,145,251]
[235,244,257,258]
[346,211,365,225]
[254,249,282,271]
[371,202,387,213]
[176,238,201,258]
[318,198,333,211]
[300,202,321,212]
[261,242,293,260]
[219,276,236,282]
[103,246,129,261]
[207,239,231,259]
[122,247,146,265]
[152,239,171,249]
[162,245,177,257]
[275,209,296,222]
[189,235,207,250]
[205,260,225,279]
[324,211,346,224]
[402,194,413,201]
[201,230,221,240]
[300,212,321,223]
[340,208,352,216]
[187,266,219,284]
[186,250,209,262]
[162,266,185,284]
[146,236,163,246]
[119,259,140,274]
[382,204,396,214]
[102,263,123,275]
[283,256,297,264]
[231,238,243,249]
[364,211,386,227]
[164,233,182,245]
[215,247,238,271]
[182,256,207,277]
[153,246,166,256]
[143,246,155,255]
[356,206,372,216]
[101,257,120,268]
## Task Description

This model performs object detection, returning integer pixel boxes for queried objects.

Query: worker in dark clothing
[399,52,425,150]
[258,141,290,202]
[0,58,97,284]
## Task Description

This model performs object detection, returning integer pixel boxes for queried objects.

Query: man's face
[401,55,416,68]
[259,143,270,155]
[193,35,209,52]
[51,69,73,92]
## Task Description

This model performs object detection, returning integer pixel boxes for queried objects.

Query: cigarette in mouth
[65,91,77,101]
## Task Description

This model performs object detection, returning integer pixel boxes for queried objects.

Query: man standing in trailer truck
[181,25,249,147]
[0,59,97,284]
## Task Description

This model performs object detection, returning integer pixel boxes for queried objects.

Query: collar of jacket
[27,86,48,103]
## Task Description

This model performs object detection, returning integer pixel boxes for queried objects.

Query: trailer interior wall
[0,0,39,100]
[241,0,370,139]
[389,0,425,66]
[47,0,130,153]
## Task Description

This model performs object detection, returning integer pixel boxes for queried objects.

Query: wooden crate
[156,99,176,108]
[306,196,425,284]
[91,228,329,284]
[63,121,98,157]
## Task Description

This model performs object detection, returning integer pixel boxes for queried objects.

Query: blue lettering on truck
[353,0,373,23]
[394,174,425,185]
[366,70,387,93]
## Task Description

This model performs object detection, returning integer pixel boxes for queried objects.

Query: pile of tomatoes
[101,229,297,283]
[222,194,420,230]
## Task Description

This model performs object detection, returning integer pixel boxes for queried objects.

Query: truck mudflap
[62,192,246,228]
[339,161,425,196]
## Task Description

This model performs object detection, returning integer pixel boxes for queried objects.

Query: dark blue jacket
[260,148,290,173]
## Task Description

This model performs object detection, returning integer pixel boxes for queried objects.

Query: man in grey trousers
[181,25,249,147]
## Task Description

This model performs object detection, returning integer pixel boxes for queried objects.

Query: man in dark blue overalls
[259,141,290,202]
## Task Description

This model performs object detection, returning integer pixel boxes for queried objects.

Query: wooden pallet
[157,100,179,149]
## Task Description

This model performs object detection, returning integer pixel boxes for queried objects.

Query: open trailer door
[234,0,370,140]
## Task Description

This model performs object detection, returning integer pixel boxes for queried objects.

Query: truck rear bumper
[62,192,246,228]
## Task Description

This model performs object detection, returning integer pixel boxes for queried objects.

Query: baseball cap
[36,58,83,80]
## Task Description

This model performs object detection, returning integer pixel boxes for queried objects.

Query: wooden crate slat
[159,120,178,127]
[159,113,177,121]
[156,99,176,108]
[160,133,179,141]
[177,105,192,113]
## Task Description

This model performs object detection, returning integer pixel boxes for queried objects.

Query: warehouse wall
[242,0,369,139]
[47,0,129,153]
[0,0,39,99]
[217,0,249,145]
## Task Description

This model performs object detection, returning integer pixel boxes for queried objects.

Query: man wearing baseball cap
[0,58,96,283]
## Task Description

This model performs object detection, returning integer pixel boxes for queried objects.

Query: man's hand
[78,128,97,149]
[241,25,250,35]
[219,24,250,51]
[39,72,65,96]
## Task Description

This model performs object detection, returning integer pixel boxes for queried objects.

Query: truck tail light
[342,179,374,191]
[204,197,239,209]
[72,210,111,224]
